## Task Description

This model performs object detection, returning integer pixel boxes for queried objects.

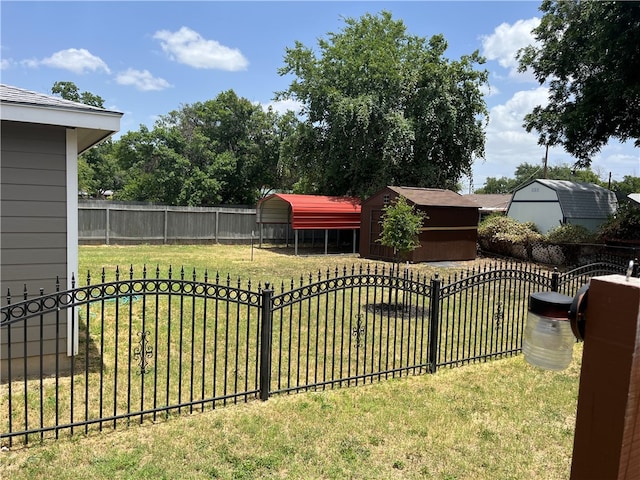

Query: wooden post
[570,274,640,480]
[105,205,110,245]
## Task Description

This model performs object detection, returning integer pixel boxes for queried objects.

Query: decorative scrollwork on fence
[133,330,153,375]
[352,314,365,348]
[493,302,504,329]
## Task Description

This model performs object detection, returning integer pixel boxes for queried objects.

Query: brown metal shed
[359,186,480,262]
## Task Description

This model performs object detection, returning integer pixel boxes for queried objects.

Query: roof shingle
[388,186,479,208]
[0,84,117,113]
[534,179,617,219]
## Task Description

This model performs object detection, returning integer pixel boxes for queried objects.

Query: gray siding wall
[1,121,68,365]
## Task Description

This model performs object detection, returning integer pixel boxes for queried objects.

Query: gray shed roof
[534,179,617,219]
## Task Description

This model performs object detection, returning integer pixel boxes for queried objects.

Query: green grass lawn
[1,347,581,479]
[75,243,444,286]
[1,245,578,479]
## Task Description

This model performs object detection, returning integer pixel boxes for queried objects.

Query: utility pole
[543,144,549,179]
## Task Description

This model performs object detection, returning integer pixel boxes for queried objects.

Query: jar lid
[529,291,573,319]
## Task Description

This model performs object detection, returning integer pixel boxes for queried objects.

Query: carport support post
[325,229,328,255]
[570,275,640,479]
[259,284,274,401]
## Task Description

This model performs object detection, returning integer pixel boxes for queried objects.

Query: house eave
[1,102,122,152]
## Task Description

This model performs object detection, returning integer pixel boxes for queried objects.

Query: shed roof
[0,84,122,153]
[528,179,617,219]
[257,193,361,230]
[384,186,479,208]
[463,193,511,211]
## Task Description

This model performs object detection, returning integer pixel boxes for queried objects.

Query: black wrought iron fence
[1,259,634,446]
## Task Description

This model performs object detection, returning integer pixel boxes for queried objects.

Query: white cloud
[153,27,248,71]
[20,58,39,68]
[589,144,640,181]
[480,83,499,97]
[473,87,551,186]
[474,86,639,188]
[1,58,13,70]
[261,98,303,115]
[115,68,172,91]
[481,17,540,81]
[37,48,110,74]
[488,86,548,132]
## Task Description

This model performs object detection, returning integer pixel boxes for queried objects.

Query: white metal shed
[507,179,617,234]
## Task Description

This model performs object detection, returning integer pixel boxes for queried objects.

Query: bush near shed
[546,224,595,244]
[596,201,640,243]
[477,215,543,259]
[477,214,638,266]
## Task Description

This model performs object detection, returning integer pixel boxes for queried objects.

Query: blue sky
[2,1,638,191]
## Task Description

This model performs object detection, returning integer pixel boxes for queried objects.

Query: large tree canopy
[277,11,489,198]
[51,81,122,198]
[116,90,285,206]
[518,1,640,165]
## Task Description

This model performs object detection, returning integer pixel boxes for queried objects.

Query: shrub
[377,196,426,261]
[545,224,595,244]
[596,201,640,242]
[478,215,543,244]
[477,215,543,258]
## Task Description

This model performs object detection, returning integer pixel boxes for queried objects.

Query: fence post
[551,267,559,292]
[105,205,110,245]
[163,207,168,245]
[428,274,441,374]
[259,283,273,401]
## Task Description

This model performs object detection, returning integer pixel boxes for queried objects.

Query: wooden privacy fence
[2,258,635,446]
[79,201,287,245]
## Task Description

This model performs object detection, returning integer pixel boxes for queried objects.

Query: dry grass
[1,345,582,479]
[1,245,575,479]
[76,244,520,286]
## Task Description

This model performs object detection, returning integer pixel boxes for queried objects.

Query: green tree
[51,81,121,197]
[80,140,124,198]
[512,162,603,185]
[476,162,605,193]
[597,201,640,242]
[517,1,640,166]
[377,196,426,262]
[474,176,517,194]
[52,81,105,108]
[117,90,285,206]
[116,125,197,205]
[277,11,488,198]
[611,175,640,199]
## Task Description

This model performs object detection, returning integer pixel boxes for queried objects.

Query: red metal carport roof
[257,194,361,230]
